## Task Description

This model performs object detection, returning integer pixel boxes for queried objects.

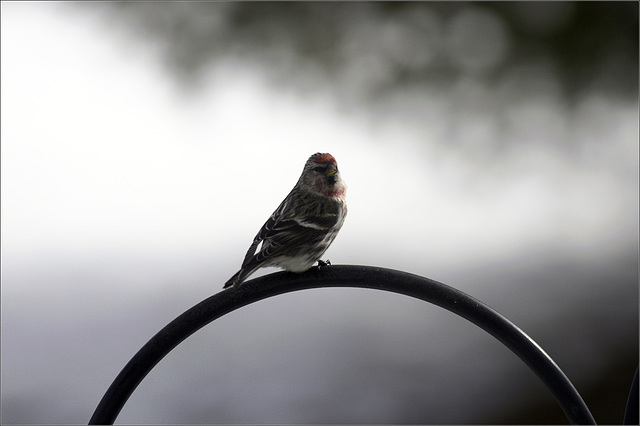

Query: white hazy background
[1,2,637,424]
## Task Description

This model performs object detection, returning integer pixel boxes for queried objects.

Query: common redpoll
[224,153,347,289]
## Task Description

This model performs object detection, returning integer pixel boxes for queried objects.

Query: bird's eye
[313,166,326,173]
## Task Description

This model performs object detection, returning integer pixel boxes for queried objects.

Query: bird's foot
[317,259,331,269]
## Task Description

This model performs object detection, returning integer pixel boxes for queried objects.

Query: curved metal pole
[89,265,596,425]
[623,367,638,425]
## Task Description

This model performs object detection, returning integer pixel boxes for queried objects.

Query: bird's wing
[240,194,289,268]
[241,192,340,267]
[252,217,330,264]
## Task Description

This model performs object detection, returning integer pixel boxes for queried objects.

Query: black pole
[89,265,596,425]
[623,367,638,425]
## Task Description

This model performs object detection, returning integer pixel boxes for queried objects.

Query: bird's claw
[317,259,331,269]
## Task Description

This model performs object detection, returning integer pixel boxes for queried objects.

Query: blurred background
[1,2,637,424]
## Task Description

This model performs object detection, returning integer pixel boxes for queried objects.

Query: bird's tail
[223,264,260,289]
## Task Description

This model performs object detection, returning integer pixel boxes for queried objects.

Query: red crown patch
[312,153,336,164]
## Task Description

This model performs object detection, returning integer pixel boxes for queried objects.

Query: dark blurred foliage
[90,2,638,102]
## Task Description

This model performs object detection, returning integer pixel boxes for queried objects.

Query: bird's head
[300,152,346,199]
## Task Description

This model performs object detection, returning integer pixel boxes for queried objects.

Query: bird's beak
[325,166,338,177]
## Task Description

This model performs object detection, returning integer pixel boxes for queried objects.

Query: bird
[224,152,347,289]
